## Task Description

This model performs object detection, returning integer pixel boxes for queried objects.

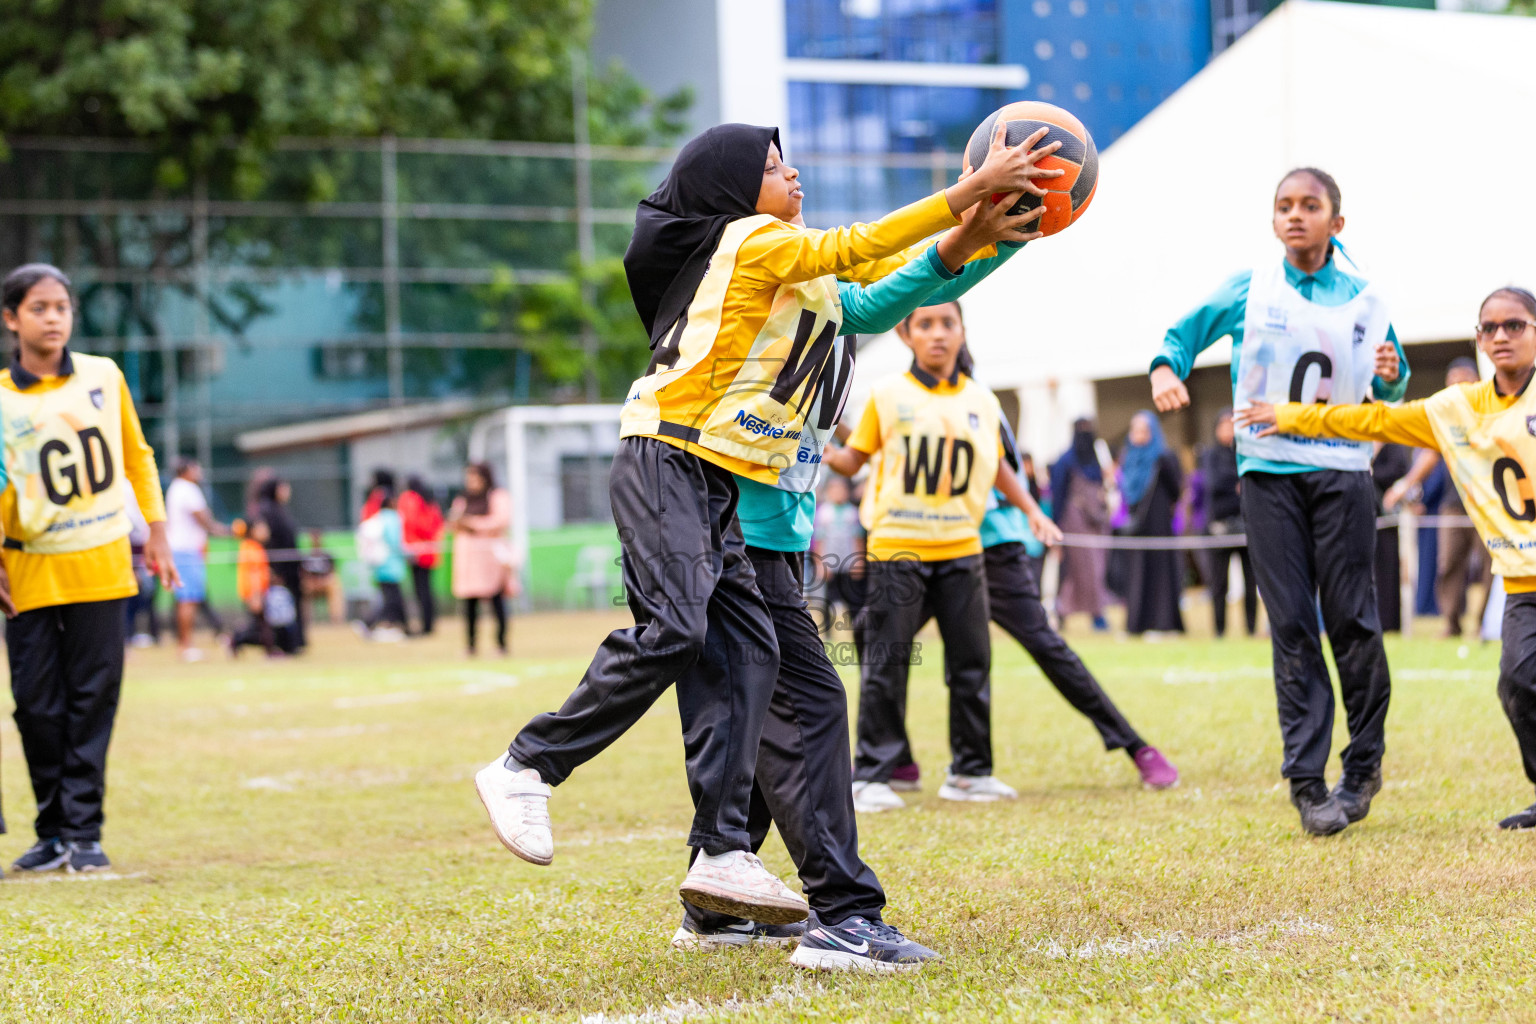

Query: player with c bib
[1147,168,1410,836]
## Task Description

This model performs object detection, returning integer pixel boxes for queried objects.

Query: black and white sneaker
[11,837,70,874]
[789,913,942,972]
[671,902,806,950]
[1498,802,1536,830]
[66,841,111,873]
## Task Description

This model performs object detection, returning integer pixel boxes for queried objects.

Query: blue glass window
[789,81,1003,154]
[786,0,1000,63]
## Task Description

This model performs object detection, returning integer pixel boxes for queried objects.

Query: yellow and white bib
[2,353,133,553]
[860,371,1000,561]
[1427,381,1536,579]
[1235,260,1390,471]
[619,215,854,484]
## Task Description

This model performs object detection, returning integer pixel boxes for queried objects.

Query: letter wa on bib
[1235,261,1390,471]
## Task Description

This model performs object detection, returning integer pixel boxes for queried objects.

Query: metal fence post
[572,52,599,403]
[381,136,404,411]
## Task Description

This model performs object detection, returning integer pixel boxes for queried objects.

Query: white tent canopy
[852,0,1536,455]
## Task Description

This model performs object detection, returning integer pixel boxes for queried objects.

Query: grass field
[1,611,1533,1023]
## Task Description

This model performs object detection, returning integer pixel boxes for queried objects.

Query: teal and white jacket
[1149,253,1410,477]
[735,241,1021,552]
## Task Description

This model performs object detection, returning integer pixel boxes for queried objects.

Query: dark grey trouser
[977,542,1142,751]
[853,555,992,782]
[509,438,778,854]
[9,598,127,841]
[684,547,886,926]
[1499,593,1536,794]
[1241,470,1391,782]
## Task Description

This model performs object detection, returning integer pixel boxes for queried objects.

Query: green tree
[0,0,684,416]
[0,0,687,191]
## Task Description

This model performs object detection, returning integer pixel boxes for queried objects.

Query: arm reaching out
[995,462,1063,547]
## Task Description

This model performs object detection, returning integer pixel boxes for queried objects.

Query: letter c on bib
[1493,456,1536,523]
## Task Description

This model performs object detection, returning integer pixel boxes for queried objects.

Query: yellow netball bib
[1426,381,1536,579]
[2,353,133,553]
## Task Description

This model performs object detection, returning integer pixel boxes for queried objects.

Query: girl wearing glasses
[1237,287,1536,831]
[1147,168,1410,837]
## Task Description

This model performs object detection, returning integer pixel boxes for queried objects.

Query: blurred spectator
[356,490,408,642]
[1198,408,1257,638]
[1371,442,1415,632]
[164,458,229,663]
[300,529,345,626]
[1019,451,1047,582]
[449,462,515,657]
[229,519,291,657]
[811,475,864,636]
[400,476,445,636]
[360,469,397,521]
[257,477,305,652]
[1121,411,1185,636]
[1050,418,1112,631]
[124,501,160,648]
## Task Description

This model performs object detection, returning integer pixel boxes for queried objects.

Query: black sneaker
[1331,768,1383,824]
[11,837,69,873]
[66,841,111,873]
[788,913,942,972]
[671,901,805,950]
[1290,779,1348,837]
[1498,802,1536,830]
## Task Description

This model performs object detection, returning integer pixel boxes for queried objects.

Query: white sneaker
[888,779,921,793]
[938,773,1018,802]
[852,781,906,813]
[473,758,554,865]
[373,626,406,643]
[678,850,808,925]
[180,647,205,663]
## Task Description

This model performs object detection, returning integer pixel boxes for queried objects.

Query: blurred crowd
[128,459,521,662]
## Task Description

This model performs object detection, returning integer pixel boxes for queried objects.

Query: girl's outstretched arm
[1235,398,1438,449]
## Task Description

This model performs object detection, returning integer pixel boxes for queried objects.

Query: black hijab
[624,123,781,348]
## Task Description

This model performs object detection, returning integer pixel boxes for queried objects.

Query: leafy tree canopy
[0,0,689,192]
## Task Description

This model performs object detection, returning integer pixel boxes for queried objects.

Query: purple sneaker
[1134,746,1179,789]
[890,762,921,793]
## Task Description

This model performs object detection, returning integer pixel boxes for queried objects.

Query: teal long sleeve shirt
[735,241,1022,552]
[1150,255,1410,476]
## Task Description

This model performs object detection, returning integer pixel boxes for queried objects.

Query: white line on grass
[7,871,148,884]
[333,692,424,709]
[576,981,811,1024]
[1035,916,1334,960]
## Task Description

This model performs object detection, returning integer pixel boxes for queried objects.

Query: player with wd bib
[1148,168,1410,837]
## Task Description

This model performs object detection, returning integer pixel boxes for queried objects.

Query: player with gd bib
[1148,168,1410,836]
[1238,288,1536,832]
[0,263,178,877]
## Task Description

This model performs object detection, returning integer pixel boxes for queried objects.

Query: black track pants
[412,563,436,634]
[683,547,885,925]
[978,543,1142,751]
[1498,593,1536,793]
[854,555,992,782]
[509,438,778,855]
[8,598,127,841]
[1241,470,1391,782]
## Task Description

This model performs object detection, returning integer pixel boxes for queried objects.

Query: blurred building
[597,0,1211,225]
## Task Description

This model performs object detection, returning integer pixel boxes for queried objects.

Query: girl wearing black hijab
[475,121,1062,934]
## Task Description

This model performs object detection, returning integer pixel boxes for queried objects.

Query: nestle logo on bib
[89,388,104,409]
[1526,415,1536,438]
[968,413,980,428]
